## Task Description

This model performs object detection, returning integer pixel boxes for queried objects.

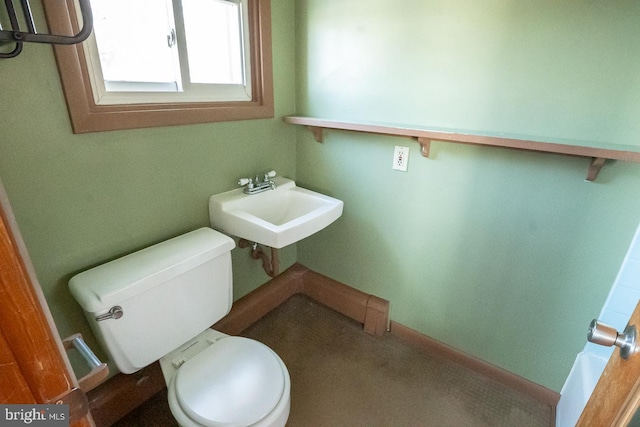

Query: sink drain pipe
[238,239,279,277]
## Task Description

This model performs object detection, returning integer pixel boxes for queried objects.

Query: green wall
[294,0,640,391]
[2,0,640,394]
[0,0,296,369]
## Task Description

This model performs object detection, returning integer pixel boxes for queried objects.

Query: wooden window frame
[43,0,273,134]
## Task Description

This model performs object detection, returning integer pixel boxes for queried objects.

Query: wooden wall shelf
[283,116,640,182]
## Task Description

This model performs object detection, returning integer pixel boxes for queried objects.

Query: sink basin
[209,177,343,248]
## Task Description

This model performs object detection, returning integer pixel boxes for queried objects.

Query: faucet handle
[238,178,251,186]
[264,170,276,180]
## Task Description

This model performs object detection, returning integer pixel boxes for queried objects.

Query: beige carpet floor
[115,294,553,426]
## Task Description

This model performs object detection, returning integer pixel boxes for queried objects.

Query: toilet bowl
[161,329,290,427]
[68,228,290,427]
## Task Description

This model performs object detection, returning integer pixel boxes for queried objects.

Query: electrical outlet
[392,146,410,171]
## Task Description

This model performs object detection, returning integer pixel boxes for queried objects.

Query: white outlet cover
[393,146,410,171]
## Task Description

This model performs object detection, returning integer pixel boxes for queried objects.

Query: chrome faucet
[238,170,277,194]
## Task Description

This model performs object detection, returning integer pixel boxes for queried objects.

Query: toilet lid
[174,337,285,427]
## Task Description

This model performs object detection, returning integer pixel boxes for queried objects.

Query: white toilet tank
[69,227,236,374]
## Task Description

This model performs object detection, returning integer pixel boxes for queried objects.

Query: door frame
[0,179,95,426]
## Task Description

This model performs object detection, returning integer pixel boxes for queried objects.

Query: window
[43,0,273,133]
[89,0,252,104]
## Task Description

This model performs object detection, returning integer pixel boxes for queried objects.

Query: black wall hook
[0,0,93,58]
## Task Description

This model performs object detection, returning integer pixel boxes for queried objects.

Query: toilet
[68,227,290,427]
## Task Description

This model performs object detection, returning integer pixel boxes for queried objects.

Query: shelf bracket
[586,157,606,182]
[416,137,431,158]
[307,126,324,143]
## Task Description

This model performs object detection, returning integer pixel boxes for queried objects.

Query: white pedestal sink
[209,177,343,248]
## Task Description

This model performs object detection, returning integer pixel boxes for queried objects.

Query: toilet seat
[168,336,287,427]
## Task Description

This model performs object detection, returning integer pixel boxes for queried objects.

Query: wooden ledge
[216,263,390,337]
[284,116,640,182]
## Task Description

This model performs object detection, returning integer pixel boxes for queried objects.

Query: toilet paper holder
[588,319,637,360]
[63,333,109,392]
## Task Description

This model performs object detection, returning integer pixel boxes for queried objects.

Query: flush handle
[95,306,123,322]
[588,319,637,359]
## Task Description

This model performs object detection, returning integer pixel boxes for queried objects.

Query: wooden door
[0,182,95,426]
[577,300,640,426]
